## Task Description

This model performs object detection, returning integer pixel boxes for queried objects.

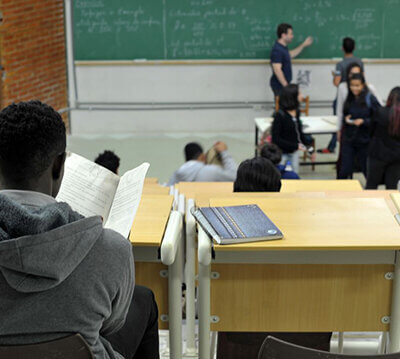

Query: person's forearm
[289,43,305,58]
[273,67,288,87]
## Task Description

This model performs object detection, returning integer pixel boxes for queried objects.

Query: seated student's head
[260,143,282,166]
[0,101,66,197]
[184,142,206,163]
[342,37,355,54]
[279,84,300,112]
[234,157,282,192]
[95,150,120,174]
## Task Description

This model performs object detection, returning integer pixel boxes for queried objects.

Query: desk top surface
[281,179,363,192]
[255,116,338,134]
[129,195,173,246]
[176,182,233,198]
[208,197,400,251]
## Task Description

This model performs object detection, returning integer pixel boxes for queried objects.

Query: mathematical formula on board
[73,0,400,60]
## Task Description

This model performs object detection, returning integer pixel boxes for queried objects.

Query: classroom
[1,0,400,358]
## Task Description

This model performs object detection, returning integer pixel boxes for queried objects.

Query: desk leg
[198,227,212,359]
[255,125,259,157]
[390,251,400,353]
[185,199,197,357]
[169,237,184,359]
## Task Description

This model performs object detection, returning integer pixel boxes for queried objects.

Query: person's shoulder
[98,228,133,261]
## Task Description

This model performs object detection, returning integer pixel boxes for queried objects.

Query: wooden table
[129,195,173,330]
[142,183,170,195]
[281,179,363,192]
[197,196,400,358]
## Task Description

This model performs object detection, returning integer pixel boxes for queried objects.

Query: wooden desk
[130,195,173,330]
[321,190,398,215]
[194,191,325,207]
[197,197,400,357]
[142,184,170,195]
[281,179,363,192]
[144,177,159,184]
[176,182,233,199]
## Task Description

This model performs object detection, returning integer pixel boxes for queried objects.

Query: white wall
[71,62,400,134]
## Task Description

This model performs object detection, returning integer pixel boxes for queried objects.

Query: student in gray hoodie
[168,141,237,185]
[0,101,159,359]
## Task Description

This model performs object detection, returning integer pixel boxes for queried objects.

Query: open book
[56,153,150,238]
[191,204,283,245]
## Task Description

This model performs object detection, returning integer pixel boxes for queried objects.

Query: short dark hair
[0,100,66,182]
[277,23,292,38]
[279,84,299,111]
[343,37,355,54]
[95,150,120,174]
[234,157,281,192]
[184,142,203,161]
[260,143,282,165]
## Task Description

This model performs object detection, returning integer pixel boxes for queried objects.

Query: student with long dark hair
[271,84,311,174]
[366,87,400,189]
[337,73,380,179]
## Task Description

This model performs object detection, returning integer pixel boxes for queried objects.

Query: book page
[105,162,150,238]
[56,153,119,219]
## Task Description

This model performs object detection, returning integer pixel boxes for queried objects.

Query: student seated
[0,101,159,359]
[233,157,282,192]
[168,141,237,185]
[95,150,120,174]
[260,143,300,179]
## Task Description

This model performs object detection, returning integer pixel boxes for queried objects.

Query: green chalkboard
[73,0,400,60]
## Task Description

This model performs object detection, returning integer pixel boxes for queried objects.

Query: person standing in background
[270,23,313,97]
[319,37,364,154]
[367,87,400,189]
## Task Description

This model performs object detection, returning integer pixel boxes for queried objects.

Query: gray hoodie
[0,190,134,359]
[168,150,237,185]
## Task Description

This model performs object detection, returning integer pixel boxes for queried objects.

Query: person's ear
[52,152,66,180]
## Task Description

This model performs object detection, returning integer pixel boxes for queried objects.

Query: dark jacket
[342,92,380,145]
[271,110,307,154]
[0,190,134,359]
[369,106,400,163]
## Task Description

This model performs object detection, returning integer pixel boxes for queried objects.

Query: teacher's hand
[303,36,313,47]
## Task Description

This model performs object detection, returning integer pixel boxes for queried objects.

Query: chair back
[275,95,310,116]
[0,334,94,359]
[258,336,400,359]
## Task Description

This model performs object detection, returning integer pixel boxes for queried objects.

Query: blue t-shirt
[270,41,292,92]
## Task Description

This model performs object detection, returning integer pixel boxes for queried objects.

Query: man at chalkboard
[270,23,313,97]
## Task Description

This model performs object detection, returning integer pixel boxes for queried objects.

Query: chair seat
[0,333,94,359]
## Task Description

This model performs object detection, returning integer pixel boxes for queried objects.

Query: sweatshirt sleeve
[217,151,238,181]
[100,239,135,337]
[167,170,179,186]
[271,114,298,153]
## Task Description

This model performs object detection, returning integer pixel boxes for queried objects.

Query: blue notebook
[191,204,283,244]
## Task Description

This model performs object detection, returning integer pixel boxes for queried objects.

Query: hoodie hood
[175,160,205,182]
[0,193,103,293]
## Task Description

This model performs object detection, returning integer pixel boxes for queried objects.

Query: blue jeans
[281,151,300,174]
